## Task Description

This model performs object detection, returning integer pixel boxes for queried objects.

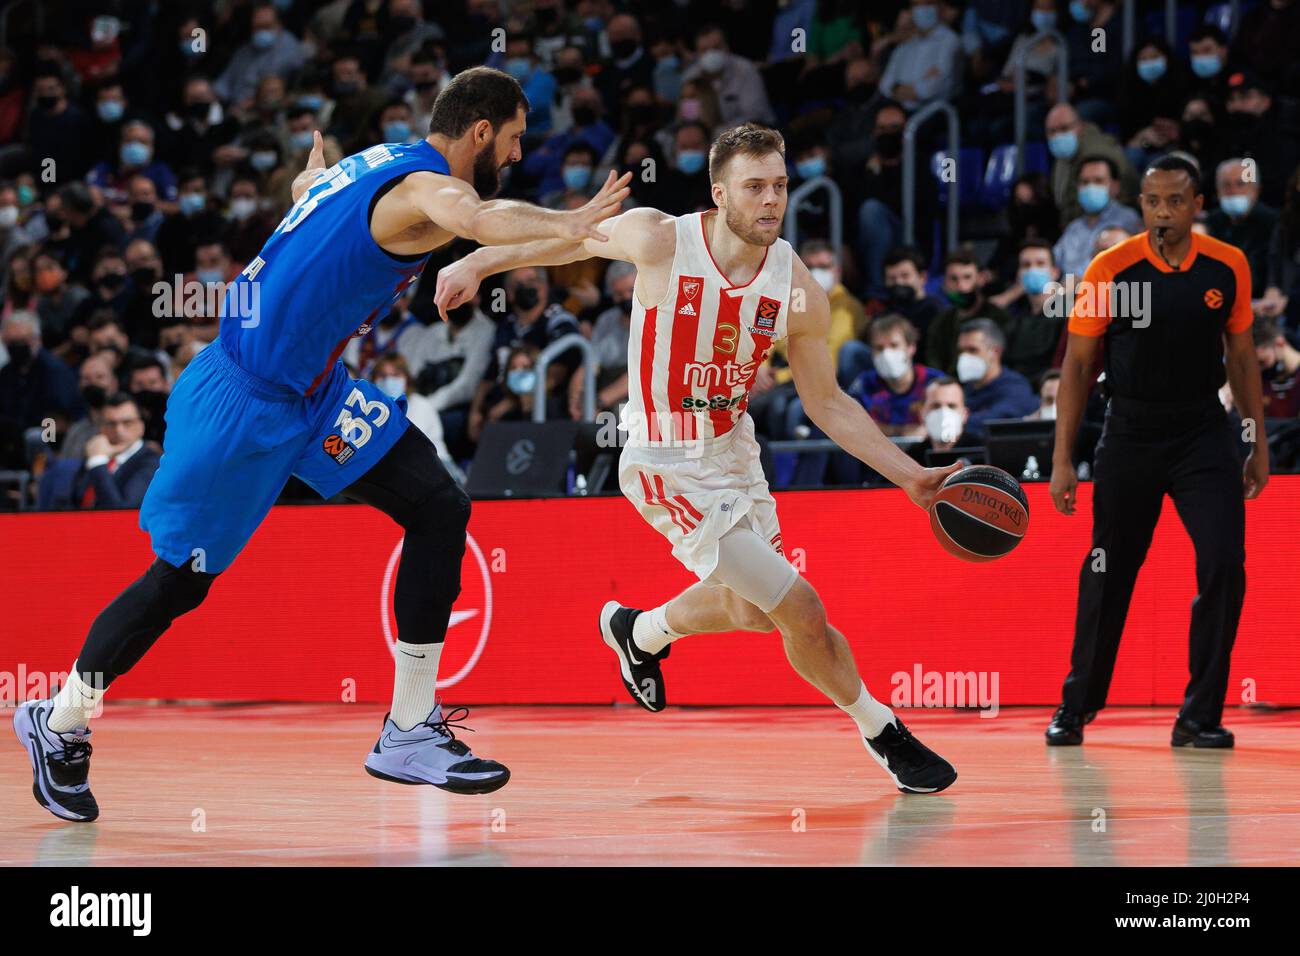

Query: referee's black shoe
[1045,706,1096,746]
[1171,717,1234,749]
[599,601,669,713]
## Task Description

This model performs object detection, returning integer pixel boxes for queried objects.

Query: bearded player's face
[473,108,525,198]
[715,152,788,247]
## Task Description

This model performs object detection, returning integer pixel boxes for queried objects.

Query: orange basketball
[929,465,1029,562]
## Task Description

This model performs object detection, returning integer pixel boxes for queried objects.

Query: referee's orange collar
[1142,229,1200,273]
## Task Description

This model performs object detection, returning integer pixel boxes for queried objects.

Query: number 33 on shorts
[324,387,390,464]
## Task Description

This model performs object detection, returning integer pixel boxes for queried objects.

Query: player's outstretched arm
[785,257,960,510]
[433,204,676,320]
[290,131,328,202]
[409,168,631,247]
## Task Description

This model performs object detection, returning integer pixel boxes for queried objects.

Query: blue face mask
[383,121,412,143]
[97,100,124,123]
[677,150,706,175]
[120,141,150,167]
[507,368,537,395]
[1021,266,1053,294]
[657,54,680,72]
[1221,194,1251,218]
[796,156,827,179]
[1069,0,1091,23]
[504,58,532,81]
[1078,183,1110,214]
[197,268,224,285]
[180,39,201,58]
[562,165,593,191]
[297,94,324,112]
[252,29,276,50]
[1191,54,1222,79]
[250,150,278,171]
[1136,56,1167,84]
[179,192,206,216]
[911,4,939,31]
[1048,131,1078,159]
[1030,10,1057,32]
[289,129,314,151]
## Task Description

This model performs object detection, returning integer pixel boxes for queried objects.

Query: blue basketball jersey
[218,140,451,394]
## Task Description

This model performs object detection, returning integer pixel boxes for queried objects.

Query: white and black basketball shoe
[865,719,958,794]
[599,601,669,713]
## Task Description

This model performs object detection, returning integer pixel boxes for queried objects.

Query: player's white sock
[48,666,105,733]
[390,641,443,732]
[839,682,895,739]
[632,604,687,655]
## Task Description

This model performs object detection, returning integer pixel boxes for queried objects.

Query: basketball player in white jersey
[435,125,960,793]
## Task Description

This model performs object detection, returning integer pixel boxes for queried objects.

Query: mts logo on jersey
[682,357,763,389]
[677,275,704,316]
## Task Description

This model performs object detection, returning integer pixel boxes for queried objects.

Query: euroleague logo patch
[1204,288,1223,309]
[322,433,356,464]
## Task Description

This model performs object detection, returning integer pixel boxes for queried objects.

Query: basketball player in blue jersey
[13,67,631,822]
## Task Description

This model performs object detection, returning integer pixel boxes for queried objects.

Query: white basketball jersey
[624,210,794,450]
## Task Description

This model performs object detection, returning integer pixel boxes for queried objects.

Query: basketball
[929,466,1029,562]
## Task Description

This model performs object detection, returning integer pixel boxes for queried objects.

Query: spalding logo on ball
[929,465,1029,562]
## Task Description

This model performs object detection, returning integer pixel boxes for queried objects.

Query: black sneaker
[599,601,669,712]
[12,699,99,822]
[1171,717,1234,749]
[864,719,958,794]
[1045,705,1096,746]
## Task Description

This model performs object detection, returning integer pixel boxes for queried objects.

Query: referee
[1047,154,1269,749]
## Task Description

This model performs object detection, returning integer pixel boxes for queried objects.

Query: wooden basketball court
[3,703,1298,866]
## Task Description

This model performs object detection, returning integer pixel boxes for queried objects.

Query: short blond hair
[708,124,785,183]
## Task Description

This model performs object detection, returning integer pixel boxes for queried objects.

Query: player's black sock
[76,559,219,686]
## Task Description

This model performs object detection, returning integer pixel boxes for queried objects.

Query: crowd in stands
[2,0,1300,509]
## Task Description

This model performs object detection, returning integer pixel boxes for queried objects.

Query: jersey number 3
[335,387,389,448]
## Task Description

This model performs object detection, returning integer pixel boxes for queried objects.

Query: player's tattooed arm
[434,205,676,320]
[290,131,328,202]
[409,169,632,246]
[785,257,959,510]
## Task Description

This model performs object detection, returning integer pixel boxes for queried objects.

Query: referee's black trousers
[1061,395,1246,726]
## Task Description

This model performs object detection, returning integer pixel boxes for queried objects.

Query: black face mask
[884,284,916,306]
[1226,110,1258,130]
[512,285,540,311]
[5,342,32,367]
[624,103,655,128]
[390,15,416,34]
[131,266,159,288]
[573,105,597,127]
[161,340,182,357]
[130,202,154,222]
[610,39,638,60]
[446,301,475,327]
[36,94,59,112]
[97,271,125,292]
[846,83,874,104]
[553,66,582,86]
[415,80,438,95]
[187,100,212,121]
[45,213,65,232]
[81,383,108,409]
[1181,118,1212,144]
[875,131,902,159]
[334,79,359,97]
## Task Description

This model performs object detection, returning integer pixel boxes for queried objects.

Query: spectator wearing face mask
[908,376,976,463]
[73,392,160,510]
[213,3,305,109]
[955,319,1039,436]
[59,352,118,460]
[52,182,127,287]
[1025,368,1061,421]
[157,318,200,374]
[1001,239,1068,381]
[680,24,775,125]
[662,121,715,216]
[69,250,130,334]
[1206,158,1278,298]
[877,1,961,110]
[1044,102,1138,228]
[155,170,227,276]
[1222,70,1298,210]
[473,347,563,442]
[1053,156,1142,282]
[595,14,656,117]
[521,84,615,198]
[496,32,556,137]
[126,355,170,446]
[343,288,423,380]
[1119,39,1187,168]
[369,353,451,463]
[1255,319,1300,419]
[854,101,934,294]
[1186,26,1234,105]
[0,311,82,429]
[541,141,600,208]
[221,179,276,266]
[30,252,90,347]
[28,69,94,184]
[926,248,1013,376]
[86,313,151,383]
[88,120,178,212]
[121,175,165,245]
[1175,97,1224,195]
[868,247,948,362]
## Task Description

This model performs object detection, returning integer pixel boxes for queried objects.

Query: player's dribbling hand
[561,170,632,242]
[433,256,482,321]
[904,461,964,511]
[1050,462,1079,515]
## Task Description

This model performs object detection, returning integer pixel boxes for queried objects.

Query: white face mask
[376,375,405,399]
[229,197,258,221]
[872,346,910,381]
[810,267,836,292]
[1039,402,1057,420]
[956,352,988,384]
[0,205,17,228]
[699,49,726,74]
[925,406,963,444]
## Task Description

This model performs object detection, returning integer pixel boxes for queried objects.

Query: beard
[723,201,782,247]
[473,139,503,197]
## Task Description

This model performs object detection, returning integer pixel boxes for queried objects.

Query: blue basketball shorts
[139,341,410,573]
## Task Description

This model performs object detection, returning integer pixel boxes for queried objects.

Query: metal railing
[901,99,959,250]
[783,174,842,256]
[1012,29,1070,177]
[532,333,597,423]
